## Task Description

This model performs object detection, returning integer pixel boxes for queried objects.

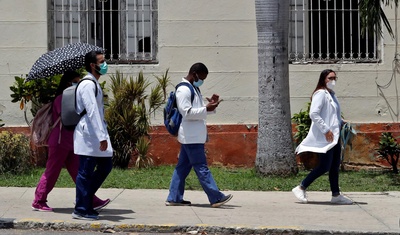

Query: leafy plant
[377,132,400,174]
[105,70,169,169]
[0,131,32,174]
[9,68,90,123]
[292,102,311,146]
[134,136,153,168]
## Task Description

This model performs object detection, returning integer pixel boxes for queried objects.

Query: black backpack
[163,82,195,136]
[61,78,98,129]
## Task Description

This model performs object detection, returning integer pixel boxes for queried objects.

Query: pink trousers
[33,145,102,206]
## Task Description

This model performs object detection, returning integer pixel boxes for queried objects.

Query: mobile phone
[211,94,219,101]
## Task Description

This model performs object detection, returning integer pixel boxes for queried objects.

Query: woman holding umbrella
[32,70,110,212]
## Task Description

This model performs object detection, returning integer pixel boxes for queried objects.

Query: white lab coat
[296,89,341,154]
[73,73,113,157]
[176,78,210,144]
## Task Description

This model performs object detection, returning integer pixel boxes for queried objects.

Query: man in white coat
[72,51,113,220]
[165,63,233,208]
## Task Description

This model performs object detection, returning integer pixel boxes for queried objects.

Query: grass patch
[0,165,399,192]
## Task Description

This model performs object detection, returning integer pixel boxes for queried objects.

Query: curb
[0,218,14,229]
[3,219,398,235]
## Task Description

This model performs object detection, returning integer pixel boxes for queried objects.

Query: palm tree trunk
[255,0,298,176]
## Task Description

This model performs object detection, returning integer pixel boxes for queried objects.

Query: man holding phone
[165,62,233,208]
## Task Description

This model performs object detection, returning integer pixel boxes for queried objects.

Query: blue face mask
[193,79,204,87]
[96,62,108,75]
[72,82,78,86]
[193,74,204,87]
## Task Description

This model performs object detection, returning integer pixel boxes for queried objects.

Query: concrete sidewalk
[0,187,399,234]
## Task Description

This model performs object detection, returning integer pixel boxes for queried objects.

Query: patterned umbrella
[26,42,104,81]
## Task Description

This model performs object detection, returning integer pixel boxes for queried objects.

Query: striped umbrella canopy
[26,42,104,81]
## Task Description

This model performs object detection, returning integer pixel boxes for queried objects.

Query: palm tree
[254,0,298,176]
[359,0,399,38]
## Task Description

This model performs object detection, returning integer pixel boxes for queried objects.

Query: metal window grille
[48,0,158,63]
[289,0,379,64]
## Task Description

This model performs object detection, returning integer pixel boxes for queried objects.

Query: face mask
[72,82,78,86]
[96,62,108,75]
[193,74,204,87]
[327,80,336,90]
[193,79,203,87]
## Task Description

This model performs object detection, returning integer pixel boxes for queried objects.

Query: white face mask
[327,80,336,90]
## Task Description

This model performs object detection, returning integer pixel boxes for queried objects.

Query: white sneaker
[292,185,308,203]
[331,194,353,205]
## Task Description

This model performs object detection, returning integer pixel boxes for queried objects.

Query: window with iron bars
[48,0,158,64]
[289,0,379,64]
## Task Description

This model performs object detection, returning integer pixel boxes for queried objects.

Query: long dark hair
[54,70,80,98]
[311,69,335,99]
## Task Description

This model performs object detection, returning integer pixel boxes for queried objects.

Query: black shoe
[211,194,233,208]
[90,209,99,216]
[165,200,191,206]
[72,211,99,221]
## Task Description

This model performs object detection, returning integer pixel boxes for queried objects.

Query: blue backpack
[164,82,195,136]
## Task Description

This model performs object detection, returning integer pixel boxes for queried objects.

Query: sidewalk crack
[190,207,203,224]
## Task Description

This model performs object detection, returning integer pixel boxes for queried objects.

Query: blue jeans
[75,155,112,215]
[167,144,224,204]
[301,143,341,196]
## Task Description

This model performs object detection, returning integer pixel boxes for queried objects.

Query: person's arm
[176,86,207,120]
[309,90,330,134]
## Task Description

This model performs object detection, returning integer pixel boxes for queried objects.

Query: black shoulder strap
[75,78,98,116]
[78,78,98,97]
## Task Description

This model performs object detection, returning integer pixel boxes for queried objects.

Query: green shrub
[292,102,311,146]
[0,131,32,174]
[105,70,169,169]
[377,132,400,174]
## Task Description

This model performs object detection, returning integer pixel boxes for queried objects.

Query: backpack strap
[75,78,98,116]
[175,82,195,103]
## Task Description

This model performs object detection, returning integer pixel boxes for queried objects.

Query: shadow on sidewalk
[53,208,135,222]
[189,203,239,209]
[304,201,368,205]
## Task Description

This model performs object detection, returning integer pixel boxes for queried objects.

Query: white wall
[0,1,48,125]
[0,0,399,126]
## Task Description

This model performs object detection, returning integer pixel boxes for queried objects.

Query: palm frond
[359,0,399,39]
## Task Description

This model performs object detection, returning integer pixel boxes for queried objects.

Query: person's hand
[325,130,334,143]
[206,101,219,111]
[206,94,219,103]
[206,94,220,111]
[100,140,108,151]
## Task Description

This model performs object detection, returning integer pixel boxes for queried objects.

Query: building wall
[0,1,48,125]
[0,0,399,126]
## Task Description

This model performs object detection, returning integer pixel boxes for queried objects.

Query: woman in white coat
[292,69,353,205]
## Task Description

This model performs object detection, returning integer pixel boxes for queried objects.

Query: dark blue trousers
[74,155,112,215]
[301,143,341,196]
